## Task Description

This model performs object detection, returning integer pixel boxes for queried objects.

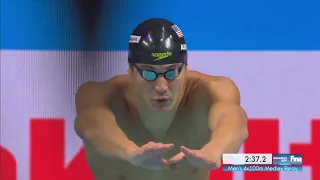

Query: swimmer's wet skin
[74,18,249,180]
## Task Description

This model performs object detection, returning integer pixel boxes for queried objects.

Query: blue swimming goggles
[133,63,185,81]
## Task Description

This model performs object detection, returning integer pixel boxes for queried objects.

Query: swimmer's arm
[202,78,248,154]
[74,82,138,161]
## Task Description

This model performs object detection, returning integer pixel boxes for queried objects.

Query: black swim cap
[128,18,187,65]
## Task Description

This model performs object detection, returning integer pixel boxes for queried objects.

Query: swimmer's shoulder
[75,75,129,113]
[186,71,240,105]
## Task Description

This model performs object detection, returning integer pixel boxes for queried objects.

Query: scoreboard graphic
[222,154,303,172]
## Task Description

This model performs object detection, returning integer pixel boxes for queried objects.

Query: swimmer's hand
[167,146,222,170]
[128,141,177,170]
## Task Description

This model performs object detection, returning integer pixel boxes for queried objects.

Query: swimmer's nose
[154,76,168,94]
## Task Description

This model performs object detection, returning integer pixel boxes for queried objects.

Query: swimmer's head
[128,18,187,65]
[127,18,188,111]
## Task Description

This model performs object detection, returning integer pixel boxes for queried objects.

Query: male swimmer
[74,18,248,180]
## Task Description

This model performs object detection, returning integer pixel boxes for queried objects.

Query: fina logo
[181,44,187,50]
[290,155,302,164]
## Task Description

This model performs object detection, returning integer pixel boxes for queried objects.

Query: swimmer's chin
[150,99,172,111]
[151,106,172,112]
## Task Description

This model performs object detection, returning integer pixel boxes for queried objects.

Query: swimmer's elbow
[73,108,99,140]
[74,113,88,140]
[74,107,117,140]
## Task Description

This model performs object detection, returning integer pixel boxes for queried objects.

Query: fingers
[180,146,220,169]
[167,152,185,164]
[180,146,195,157]
[180,146,203,162]
[140,142,174,155]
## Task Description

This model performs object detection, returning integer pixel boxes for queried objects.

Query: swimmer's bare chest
[84,108,212,180]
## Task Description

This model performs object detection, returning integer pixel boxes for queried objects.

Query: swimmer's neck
[126,94,184,139]
[139,109,179,140]
[141,108,178,121]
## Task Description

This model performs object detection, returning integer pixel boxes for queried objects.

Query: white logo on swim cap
[181,44,187,50]
[129,35,141,43]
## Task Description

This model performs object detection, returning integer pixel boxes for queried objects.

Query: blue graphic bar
[2,0,320,50]
[223,165,303,172]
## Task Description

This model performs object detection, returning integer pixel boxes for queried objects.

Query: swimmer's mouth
[153,97,170,102]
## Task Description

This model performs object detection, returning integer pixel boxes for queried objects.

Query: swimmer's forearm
[80,128,138,161]
[74,107,138,161]
[82,135,138,162]
[204,108,248,154]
